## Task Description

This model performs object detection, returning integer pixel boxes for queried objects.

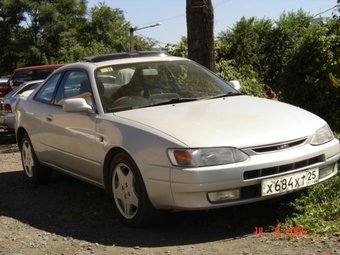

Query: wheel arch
[16,127,28,151]
[103,147,130,192]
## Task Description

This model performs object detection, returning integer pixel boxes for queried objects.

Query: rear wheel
[109,152,161,227]
[21,133,52,183]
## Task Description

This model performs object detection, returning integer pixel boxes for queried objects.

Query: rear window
[10,68,59,86]
[34,69,57,80]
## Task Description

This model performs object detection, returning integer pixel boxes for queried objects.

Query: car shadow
[0,131,16,146]
[0,168,302,248]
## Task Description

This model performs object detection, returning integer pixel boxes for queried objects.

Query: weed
[280,166,340,236]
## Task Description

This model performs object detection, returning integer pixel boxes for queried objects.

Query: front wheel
[21,133,52,184]
[109,152,161,227]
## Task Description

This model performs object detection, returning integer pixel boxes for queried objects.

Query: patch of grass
[279,165,340,236]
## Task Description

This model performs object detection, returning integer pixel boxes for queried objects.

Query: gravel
[1,131,339,255]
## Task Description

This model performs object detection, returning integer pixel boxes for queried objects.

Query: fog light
[208,189,240,202]
[319,163,337,179]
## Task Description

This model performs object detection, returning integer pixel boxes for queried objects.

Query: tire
[21,133,52,184]
[109,152,161,227]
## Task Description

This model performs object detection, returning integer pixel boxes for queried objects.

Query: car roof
[55,51,187,72]
[83,51,171,63]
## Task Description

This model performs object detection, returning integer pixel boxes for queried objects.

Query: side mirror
[63,98,95,114]
[229,80,241,90]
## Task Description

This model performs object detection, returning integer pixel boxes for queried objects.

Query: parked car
[0,80,43,132]
[0,64,64,97]
[15,51,340,227]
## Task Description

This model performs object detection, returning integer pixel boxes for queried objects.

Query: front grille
[243,155,324,180]
[252,138,306,153]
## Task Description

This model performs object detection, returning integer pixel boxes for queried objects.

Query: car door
[36,70,102,183]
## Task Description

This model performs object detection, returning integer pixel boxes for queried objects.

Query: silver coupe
[15,52,340,227]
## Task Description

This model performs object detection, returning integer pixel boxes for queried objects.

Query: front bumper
[164,138,340,210]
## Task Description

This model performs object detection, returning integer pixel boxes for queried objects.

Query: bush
[216,59,266,98]
[277,23,340,131]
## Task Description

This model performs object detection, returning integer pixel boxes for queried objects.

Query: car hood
[114,96,326,148]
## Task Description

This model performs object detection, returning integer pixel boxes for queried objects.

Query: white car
[15,52,340,227]
[0,80,43,132]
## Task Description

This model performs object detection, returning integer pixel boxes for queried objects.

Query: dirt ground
[1,131,340,255]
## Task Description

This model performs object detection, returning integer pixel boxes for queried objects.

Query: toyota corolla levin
[14,51,340,227]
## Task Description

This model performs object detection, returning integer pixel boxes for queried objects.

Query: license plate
[261,169,319,196]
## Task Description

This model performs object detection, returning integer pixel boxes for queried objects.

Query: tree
[216,11,313,98]
[277,20,340,130]
[87,3,130,52]
[0,0,160,73]
[163,36,188,57]
[23,0,88,64]
[0,0,27,74]
[85,3,157,53]
[186,0,215,72]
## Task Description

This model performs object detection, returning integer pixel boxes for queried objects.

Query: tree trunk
[186,0,215,72]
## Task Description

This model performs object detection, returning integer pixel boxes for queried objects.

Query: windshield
[95,60,239,113]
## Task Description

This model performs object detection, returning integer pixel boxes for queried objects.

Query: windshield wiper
[136,98,198,108]
[205,92,243,100]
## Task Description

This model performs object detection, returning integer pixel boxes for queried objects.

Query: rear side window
[34,73,63,104]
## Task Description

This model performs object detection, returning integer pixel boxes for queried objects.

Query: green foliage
[277,21,340,131]
[216,59,265,98]
[163,36,188,58]
[22,0,89,64]
[0,0,28,73]
[215,35,267,98]
[217,17,277,85]
[0,0,158,74]
[166,38,266,98]
[87,3,130,52]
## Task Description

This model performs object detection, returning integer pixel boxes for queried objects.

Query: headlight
[311,125,334,145]
[168,147,249,167]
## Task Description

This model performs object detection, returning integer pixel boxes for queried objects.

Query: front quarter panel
[97,115,188,208]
